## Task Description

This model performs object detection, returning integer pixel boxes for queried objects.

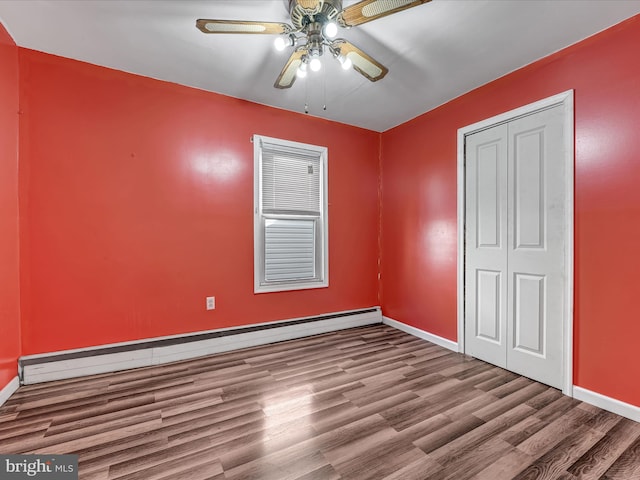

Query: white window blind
[254,135,328,293]
[264,218,316,282]
[261,143,321,215]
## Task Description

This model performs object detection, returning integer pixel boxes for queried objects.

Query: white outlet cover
[206,296,215,310]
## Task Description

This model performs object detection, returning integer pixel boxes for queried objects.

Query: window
[254,135,328,293]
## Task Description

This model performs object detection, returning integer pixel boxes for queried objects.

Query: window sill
[254,280,329,294]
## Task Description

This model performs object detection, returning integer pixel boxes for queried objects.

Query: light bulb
[274,36,287,51]
[324,22,338,39]
[296,64,308,78]
[340,56,352,70]
[309,57,322,72]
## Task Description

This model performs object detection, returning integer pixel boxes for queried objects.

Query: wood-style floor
[1,325,639,480]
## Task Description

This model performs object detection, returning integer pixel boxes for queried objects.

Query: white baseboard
[0,376,19,408]
[573,386,640,423]
[21,307,382,384]
[383,316,458,352]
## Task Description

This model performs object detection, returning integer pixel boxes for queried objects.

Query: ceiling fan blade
[332,39,388,82]
[196,19,291,35]
[274,49,306,89]
[338,0,431,27]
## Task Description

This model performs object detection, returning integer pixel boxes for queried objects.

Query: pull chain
[322,65,327,111]
[304,68,309,114]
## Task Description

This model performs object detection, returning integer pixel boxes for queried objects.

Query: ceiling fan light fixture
[297,60,308,78]
[339,55,352,70]
[274,34,296,51]
[323,21,338,39]
[309,57,322,72]
[274,36,287,51]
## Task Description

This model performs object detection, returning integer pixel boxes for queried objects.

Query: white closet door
[506,105,565,389]
[465,105,566,389]
[464,123,509,368]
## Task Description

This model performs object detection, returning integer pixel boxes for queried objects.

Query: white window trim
[253,134,329,293]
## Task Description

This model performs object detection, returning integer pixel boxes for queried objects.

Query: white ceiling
[1,0,639,132]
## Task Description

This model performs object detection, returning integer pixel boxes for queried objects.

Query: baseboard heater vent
[19,307,382,385]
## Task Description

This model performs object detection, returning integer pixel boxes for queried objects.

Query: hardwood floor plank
[329,437,425,480]
[219,419,315,471]
[0,426,47,449]
[381,394,466,431]
[152,460,225,480]
[534,394,581,423]
[10,377,110,397]
[0,411,18,423]
[79,436,170,476]
[28,418,164,455]
[163,410,265,445]
[443,392,500,421]
[473,372,519,392]
[512,424,605,480]
[516,405,595,457]
[379,454,443,480]
[554,473,578,480]
[46,401,166,436]
[486,376,535,399]
[111,450,223,480]
[600,433,640,480]
[14,397,110,422]
[48,395,157,426]
[294,464,341,480]
[499,414,546,447]
[439,359,490,378]
[567,418,640,479]
[312,391,418,434]
[583,408,626,434]
[413,414,485,453]
[396,413,452,443]
[2,411,162,453]
[0,418,51,441]
[0,325,637,480]
[72,431,169,462]
[413,382,490,419]
[341,372,442,407]
[524,387,564,410]
[319,414,400,464]
[80,466,110,480]
[435,437,515,480]
[473,382,547,421]
[471,447,534,479]
[405,352,461,373]
[160,398,262,429]
[429,404,536,465]
[108,437,213,478]
[270,357,347,381]
[224,442,328,480]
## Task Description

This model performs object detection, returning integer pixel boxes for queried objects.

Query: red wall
[6,14,640,409]
[0,23,21,390]
[380,15,640,406]
[18,49,380,354]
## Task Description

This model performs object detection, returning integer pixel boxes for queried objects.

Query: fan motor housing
[289,0,343,30]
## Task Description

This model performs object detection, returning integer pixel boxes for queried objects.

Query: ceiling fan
[196,0,431,89]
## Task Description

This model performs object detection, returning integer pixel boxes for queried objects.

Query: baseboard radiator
[19,307,382,385]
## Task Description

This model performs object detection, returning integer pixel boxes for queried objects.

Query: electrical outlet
[206,296,215,310]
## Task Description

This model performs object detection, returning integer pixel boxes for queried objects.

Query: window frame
[253,134,329,293]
